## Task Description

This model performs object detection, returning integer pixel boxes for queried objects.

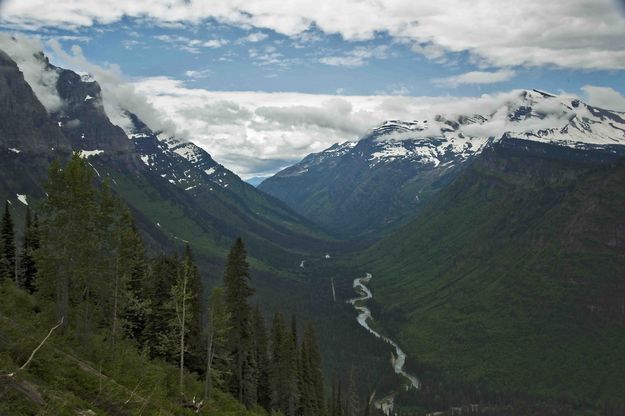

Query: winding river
[348,273,419,415]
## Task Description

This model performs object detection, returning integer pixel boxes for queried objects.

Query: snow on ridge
[367,90,625,164]
[140,155,151,166]
[16,194,27,205]
[79,149,104,158]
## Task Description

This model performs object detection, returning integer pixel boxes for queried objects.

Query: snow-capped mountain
[0,44,332,268]
[260,89,625,237]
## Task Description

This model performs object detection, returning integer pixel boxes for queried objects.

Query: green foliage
[224,238,256,406]
[0,200,16,282]
[17,207,38,294]
[362,149,625,411]
[204,286,232,401]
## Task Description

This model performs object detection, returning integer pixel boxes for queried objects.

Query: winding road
[348,273,419,415]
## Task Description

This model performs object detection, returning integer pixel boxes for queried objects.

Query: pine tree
[37,155,98,331]
[204,286,231,401]
[118,211,149,345]
[223,237,256,406]
[182,244,204,374]
[300,323,325,416]
[143,253,179,359]
[270,312,299,416]
[0,200,16,282]
[270,312,287,413]
[253,305,271,412]
[18,207,38,293]
[171,248,198,396]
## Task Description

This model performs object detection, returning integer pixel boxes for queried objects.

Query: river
[347,273,419,415]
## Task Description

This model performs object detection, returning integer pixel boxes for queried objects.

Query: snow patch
[140,155,150,166]
[16,194,27,205]
[8,148,20,154]
[79,149,104,158]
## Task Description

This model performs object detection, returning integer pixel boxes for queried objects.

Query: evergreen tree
[37,154,98,331]
[300,323,325,416]
[118,211,149,345]
[223,237,256,406]
[143,253,179,359]
[182,244,204,374]
[0,201,16,282]
[253,305,271,412]
[204,286,231,401]
[270,312,299,416]
[171,249,198,395]
[346,366,359,416]
[18,206,38,293]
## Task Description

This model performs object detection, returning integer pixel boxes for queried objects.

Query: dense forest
[0,154,349,416]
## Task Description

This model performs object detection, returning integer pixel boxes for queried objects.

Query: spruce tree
[143,253,179,359]
[204,286,231,401]
[300,323,325,416]
[223,237,256,406]
[37,155,98,331]
[0,201,16,282]
[253,305,271,412]
[19,207,38,293]
[270,312,299,416]
[172,248,197,396]
[119,211,149,344]
[183,244,204,374]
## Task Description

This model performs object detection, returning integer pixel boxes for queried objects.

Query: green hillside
[362,144,625,412]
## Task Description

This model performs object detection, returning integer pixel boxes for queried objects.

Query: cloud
[248,45,294,67]
[581,85,625,112]
[136,76,589,177]
[433,69,517,87]
[238,32,268,43]
[2,0,625,69]
[319,45,388,67]
[154,34,228,53]
[46,39,178,136]
[185,69,212,79]
[0,33,63,112]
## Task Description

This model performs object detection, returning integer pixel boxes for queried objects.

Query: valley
[1,31,625,416]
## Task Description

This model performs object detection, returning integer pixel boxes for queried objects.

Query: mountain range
[2,35,625,414]
[0,41,335,282]
[260,89,625,238]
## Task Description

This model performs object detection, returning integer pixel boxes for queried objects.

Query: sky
[1,0,625,178]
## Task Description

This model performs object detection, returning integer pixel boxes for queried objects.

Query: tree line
[0,153,329,415]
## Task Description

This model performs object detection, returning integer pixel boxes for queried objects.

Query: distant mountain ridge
[260,89,625,238]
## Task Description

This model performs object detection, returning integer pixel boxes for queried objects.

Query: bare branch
[8,316,64,377]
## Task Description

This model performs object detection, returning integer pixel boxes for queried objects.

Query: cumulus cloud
[582,85,625,112]
[136,77,584,176]
[433,69,517,87]
[0,33,63,111]
[2,0,625,69]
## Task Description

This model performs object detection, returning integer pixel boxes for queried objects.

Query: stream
[348,273,419,415]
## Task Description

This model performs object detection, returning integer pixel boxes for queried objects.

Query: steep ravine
[348,273,419,415]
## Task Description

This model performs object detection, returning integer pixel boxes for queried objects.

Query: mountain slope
[361,140,625,410]
[0,41,334,278]
[260,90,625,238]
